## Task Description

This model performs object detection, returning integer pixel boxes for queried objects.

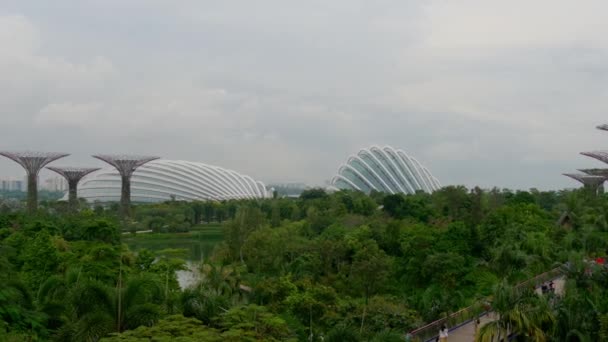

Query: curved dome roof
[78,159,268,203]
[331,146,440,194]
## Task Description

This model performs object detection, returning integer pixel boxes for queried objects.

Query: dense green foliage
[0,186,607,341]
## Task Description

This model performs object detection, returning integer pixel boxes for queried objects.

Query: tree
[477,280,554,342]
[271,202,281,227]
[347,239,391,334]
[326,324,361,342]
[39,275,165,341]
[284,282,337,336]
[383,194,405,218]
[101,315,222,341]
[0,279,47,339]
[21,229,60,291]
[432,185,470,221]
[224,206,265,263]
[218,304,297,342]
[203,202,215,223]
[300,188,328,201]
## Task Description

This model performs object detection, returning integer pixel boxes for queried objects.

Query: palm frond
[74,311,114,342]
[123,303,161,330]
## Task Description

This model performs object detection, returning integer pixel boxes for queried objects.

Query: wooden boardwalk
[445,278,565,342]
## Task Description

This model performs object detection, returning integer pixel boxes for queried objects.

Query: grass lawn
[123,223,224,262]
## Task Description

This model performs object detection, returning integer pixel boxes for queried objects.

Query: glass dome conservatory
[331,146,440,194]
[77,159,268,203]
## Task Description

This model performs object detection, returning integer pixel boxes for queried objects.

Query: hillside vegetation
[1,186,607,341]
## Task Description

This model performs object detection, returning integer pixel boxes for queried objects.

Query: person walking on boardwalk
[474,318,480,340]
[439,324,448,342]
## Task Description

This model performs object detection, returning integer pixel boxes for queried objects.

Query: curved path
[446,277,565,342]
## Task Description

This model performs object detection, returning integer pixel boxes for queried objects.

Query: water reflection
[124,230,223,290]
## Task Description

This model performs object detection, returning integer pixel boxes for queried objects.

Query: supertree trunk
[121,174,131,219]
[27,173,38,214]
[92,155,159,220]
[68,180,79,211]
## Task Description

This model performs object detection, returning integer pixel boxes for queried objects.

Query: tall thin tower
[92,154,159,218]
[563,173,606,195]
[46,167,100,211]
[0,151,69,213]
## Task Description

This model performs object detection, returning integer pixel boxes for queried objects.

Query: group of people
[540,280,556,294]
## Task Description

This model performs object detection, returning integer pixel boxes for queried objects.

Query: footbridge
[408,267,564,342]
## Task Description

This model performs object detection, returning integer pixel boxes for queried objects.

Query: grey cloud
[1,1,608,189]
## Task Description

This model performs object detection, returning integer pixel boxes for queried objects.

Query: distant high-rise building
[42,176,68,192]
[0,178,26,192]
[267,182,308,197]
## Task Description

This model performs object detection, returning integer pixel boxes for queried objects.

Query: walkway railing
[409,266,563,342]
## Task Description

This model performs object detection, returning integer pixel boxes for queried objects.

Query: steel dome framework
[77,159,268,203]
[331,145,440,194]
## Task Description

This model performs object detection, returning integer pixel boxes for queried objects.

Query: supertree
[596,124,608,132]
[578,168,608,178]
[0,151,69,213]
[563,173,606,195]
[578,169,608,194]
[580,151,608,165]
[92,154,159,218]
[46,167,100,211]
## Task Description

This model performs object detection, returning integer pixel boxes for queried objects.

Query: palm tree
[552,285,596,342]
[181,263,245,324]
[0,242,46,338]
[0,279,46,338]
[325,324,361,342]
[181,287,230,325]
[552,261,607,341]
[477,279,554,342]
[38,273,164,341]
[199,263,242,299]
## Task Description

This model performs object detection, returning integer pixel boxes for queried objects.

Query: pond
[123,225,224,288]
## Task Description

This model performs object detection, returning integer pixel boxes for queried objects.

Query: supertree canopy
[92,154,159,218]
[578,168,608,178]
[563,173,606,195]
[46,167,100,211]
[563,173,605,186]
[0,151,69,213]
[580,151,608,165]
[596,124,608,132]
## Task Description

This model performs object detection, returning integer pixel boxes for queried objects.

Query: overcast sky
[1,1,608,190]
